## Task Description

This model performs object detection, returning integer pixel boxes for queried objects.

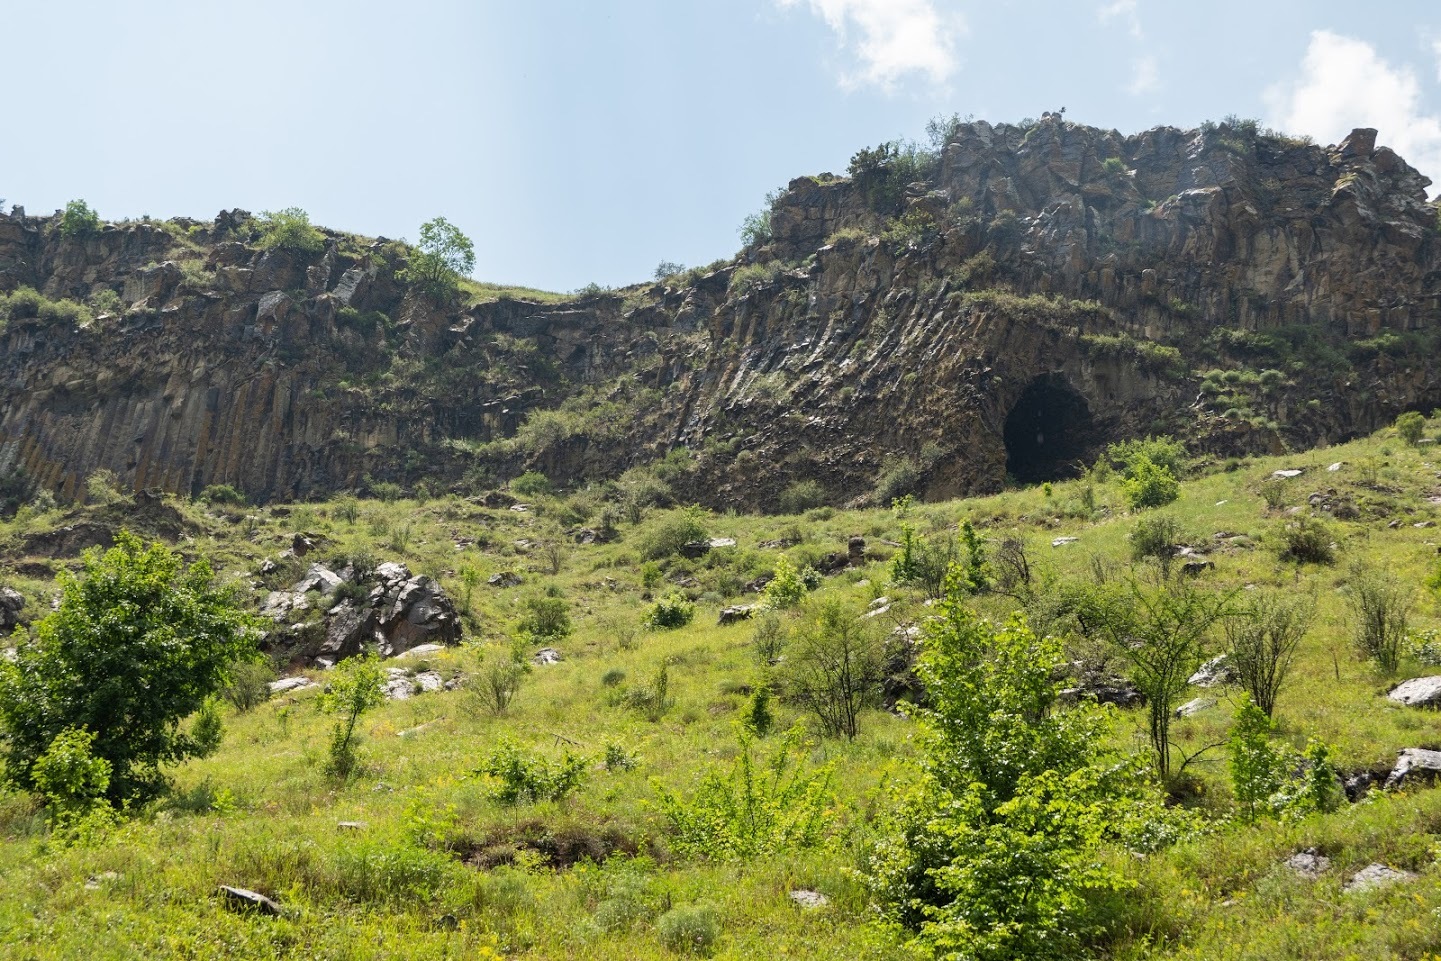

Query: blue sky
[5,1,1440,291]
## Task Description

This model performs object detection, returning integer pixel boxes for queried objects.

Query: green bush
[642,593,694,630]
[1276,515,1335,565]
[783,598,884,740]
[761,555,810,610]
[319,654,386,781]
[1347,567,1412,674]
[478,742,587,804]
[222,661,275,713]
[0,531,259,802]
[1129,514,1183,572]
[1396,410,1426,444]
[518,596,571,639]
[199,483,247,506]
[656,727,833,861]
[510,470,552,496]
[777,480,826,514]
[656,903,722,957]
[638,508,708,560]
[256,207,325,253]
[867,593,1173,960]
[59,199,100,238]
[31,727,111,825]
[1120,455,1180,510]
[1104,436,1186,478]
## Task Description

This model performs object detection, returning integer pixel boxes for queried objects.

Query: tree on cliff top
[403,216,475,302]
[0,531,258,802]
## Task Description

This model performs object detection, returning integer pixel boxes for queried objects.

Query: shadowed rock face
[2,118,1439,509]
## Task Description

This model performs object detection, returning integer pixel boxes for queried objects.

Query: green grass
[2,417,1441,958]
[460,279,577,306]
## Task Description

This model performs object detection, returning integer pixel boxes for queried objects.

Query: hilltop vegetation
[1,411,1441,958]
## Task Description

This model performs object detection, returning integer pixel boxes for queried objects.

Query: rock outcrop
[3,118,1439,510]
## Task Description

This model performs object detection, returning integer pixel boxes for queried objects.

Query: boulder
[268,676,315,695]
[293,563,343,596]
[1283,849,1331,879]
[1384,748,1441,789]
[0,587,25,633]
[708,537,737,549]
[1387,676,1441,708]
[533,647,564,666]
[1188,655,1235,688]
[1174,697,1215,718]
[717,605,756,626]
[680,540,711,559]
[788,890,829,909]
[1052,536,1078,547]
[383,668,445,700]
[1343,864,1416,894]
[218,885,282,917]
[488,571,523,588]
[1272,469,1305,479]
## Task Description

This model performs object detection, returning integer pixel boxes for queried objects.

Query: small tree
[762,555,809,610]
[0,531,258,802]
[1225,592,1312,718]
[1347,567,1412,674]
[868,576,1159,960]
[319,654,386,780]
[518,595,571,639]
[30,727,111,826]
[256,207,325,253]
[782,598,884,740]
[1396,411,1426,445]
[1121,455,1180,510]
[1229,698,1283,823]
[1089,578,1233,777]
[404,216,475,301]
[59,200,100,238]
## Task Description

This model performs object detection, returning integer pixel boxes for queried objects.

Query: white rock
[268,676,315,694]
[1387,676,1441,708]
[1384,748,1441,789]
[1343,864,1416,894]
[788,890,829,909]
[708,537,737,549]
[1052,536,1079,548]
[396,643,446,659]
[1327,462,1344,472]
[533,647,564,666]
[1174,697,1215,718]
[1284,850,1330,878]
[1272,469,1305,479]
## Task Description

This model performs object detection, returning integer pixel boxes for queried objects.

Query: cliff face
[2,117,1439,509]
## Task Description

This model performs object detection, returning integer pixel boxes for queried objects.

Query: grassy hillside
[2,416,1441,960]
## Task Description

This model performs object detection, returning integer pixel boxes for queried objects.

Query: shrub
[867,587,1169,960]
[638,508,708,560]
[656,904,722,957]
[601,668,626,688]
[1121,456,1180,510]
[0,531,259,802]
[1229,698,1283,823]
[1396,410,1426,444]
[1347,567,1412,674]
[256,207,325,253]
[519,596,571,639]
[744,685,774,737]
[199,483,247,506]
[777,480,826,514]
[761,555,810,610]
[624,663,672,721]
[59,199,100,238]
[1258,477,1289,511]
[1105,436,1186,478]
[510,471,552,496]
[478,742,588,804]
[656,727,834,861]
[873,456,924,504]
[782,598,885,740]
[643,593,694,630]
[473,655,527,715]
[1129,514,1183,574]
[222,661,275,713]
[752,612,785,664]
[319,654,386,781]
[1225,592,1311,718]
[31,727,111,825]
[1276,515,1335,564]
[190,697,224,757]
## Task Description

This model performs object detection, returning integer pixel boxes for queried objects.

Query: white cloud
[1434,37,1441,82]
[777,0,962,90]
[1098,0,1143,39]
[1265,30,1441,186]
[1128,55,1159,95]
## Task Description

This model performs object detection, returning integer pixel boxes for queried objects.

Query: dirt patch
[13,491,198,561]
[459,819,654,870]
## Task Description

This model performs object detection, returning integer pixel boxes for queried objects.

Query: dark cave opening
[1003,376,1098,484]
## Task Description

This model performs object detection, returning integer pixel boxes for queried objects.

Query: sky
[5,1,1441,292]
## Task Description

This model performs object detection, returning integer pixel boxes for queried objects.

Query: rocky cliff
[2,117,1439,510]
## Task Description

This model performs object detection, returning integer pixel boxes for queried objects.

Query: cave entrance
[1003,375,1097,484]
